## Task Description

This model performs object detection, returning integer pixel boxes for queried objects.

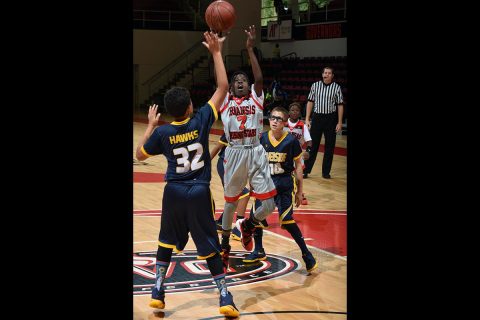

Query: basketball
[205,0,236,33]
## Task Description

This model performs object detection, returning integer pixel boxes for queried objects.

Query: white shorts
[223,144,276,202]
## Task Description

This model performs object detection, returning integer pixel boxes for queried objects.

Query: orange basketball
[205,0,236,33]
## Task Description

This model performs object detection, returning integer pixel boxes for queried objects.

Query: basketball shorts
[223,144,276,202]
[158,182,221,259]
[217,156,250,198]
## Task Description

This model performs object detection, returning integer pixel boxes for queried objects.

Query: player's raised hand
[245,25,256,48]
[202,31,226,54]
[147,104,161,127]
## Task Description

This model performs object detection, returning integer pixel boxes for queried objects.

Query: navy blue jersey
[260,130,302,181]
[217,133,229,161]
[141,102,218,183]
[251,131,302,226]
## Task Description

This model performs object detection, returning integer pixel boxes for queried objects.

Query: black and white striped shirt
[307,81,344,114]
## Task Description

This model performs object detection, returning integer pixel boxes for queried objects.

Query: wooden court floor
[133,117,347,319]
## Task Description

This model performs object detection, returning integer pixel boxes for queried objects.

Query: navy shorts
[158,182,221,259]
[251,175,296,227]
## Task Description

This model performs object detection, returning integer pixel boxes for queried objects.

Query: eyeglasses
[269,116,285,122]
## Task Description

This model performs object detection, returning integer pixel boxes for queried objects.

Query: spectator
[274,0,286,22]
[272,43,281,59]
[271,76,288,106]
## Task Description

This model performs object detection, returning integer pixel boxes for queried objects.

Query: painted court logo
[134,250,299,295]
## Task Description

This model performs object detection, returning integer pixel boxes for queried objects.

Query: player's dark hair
[271,106,289,121]
[230,71,249,84]
[164,87,191,118]
[288,102,302,111]
[229,71,250,95]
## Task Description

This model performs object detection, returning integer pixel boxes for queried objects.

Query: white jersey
[220,85,264,146]
[285,118,312,147]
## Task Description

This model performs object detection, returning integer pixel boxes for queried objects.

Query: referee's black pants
[305,112,337,176]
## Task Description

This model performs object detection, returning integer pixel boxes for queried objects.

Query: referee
[304,67,344,179]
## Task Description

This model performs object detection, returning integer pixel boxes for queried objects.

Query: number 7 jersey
[140,102,218,183]
[219,85,264,146]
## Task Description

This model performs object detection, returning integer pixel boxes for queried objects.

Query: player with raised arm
[218,25,277,272]
[135,31,239,318]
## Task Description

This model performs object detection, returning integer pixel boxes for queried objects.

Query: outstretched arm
[202,31,228,111]
[245,25,263,97]
[135,104,161,161]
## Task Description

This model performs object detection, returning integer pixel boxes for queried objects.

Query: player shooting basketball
[218,25,277,272]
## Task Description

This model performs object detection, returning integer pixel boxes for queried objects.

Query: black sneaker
[219,291,240,317]
[322,174,331,179]
[149,286,165,309]
[302,251,318,273]
[243,248,266,263]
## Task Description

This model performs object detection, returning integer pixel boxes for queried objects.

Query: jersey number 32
[173,142,204,173]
